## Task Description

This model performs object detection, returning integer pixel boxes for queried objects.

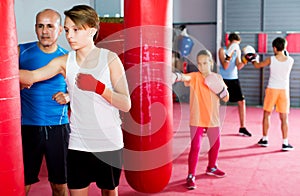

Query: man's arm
[52,92,70,104]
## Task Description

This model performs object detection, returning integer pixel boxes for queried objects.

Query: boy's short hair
[228,33,241,42]
[272,37,286,51]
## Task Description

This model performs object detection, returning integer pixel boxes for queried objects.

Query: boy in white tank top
[19,5,131,195]
[251,37,294,151]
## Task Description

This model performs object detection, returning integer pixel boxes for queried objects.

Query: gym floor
[29,103,300,196]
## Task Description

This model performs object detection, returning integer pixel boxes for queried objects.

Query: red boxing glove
[76,73,105,95]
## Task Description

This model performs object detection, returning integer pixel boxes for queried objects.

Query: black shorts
[67,149,123,190]
[223,79,245,102]
[21,124,70,185]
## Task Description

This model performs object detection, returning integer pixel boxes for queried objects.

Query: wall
[95,0,122,17]
[14,0,217,57]
[173,0,217,58]
[14,0,94,50]
[223,0,300,107]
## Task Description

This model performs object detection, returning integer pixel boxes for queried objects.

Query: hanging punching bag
[122,0,173,193]
[0,1,25,196]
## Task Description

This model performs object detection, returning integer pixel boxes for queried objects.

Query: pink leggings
[188,126,220,175]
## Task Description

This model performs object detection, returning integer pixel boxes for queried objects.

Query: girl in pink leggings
[174,49,229,189]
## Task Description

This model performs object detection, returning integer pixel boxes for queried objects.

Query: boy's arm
[19,55,67,87]
[218,47,230,70]
[252,57,271,68]
[235,49,246,70]
[104,52,131,112]
[76,52,131,112]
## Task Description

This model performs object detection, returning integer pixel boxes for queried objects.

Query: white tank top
[268,56,294,89]
[66,49,123,152]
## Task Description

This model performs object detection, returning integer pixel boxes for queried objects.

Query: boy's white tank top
[268,56,294,89]
[66,49,123,152]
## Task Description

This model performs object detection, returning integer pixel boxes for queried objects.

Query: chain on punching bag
[122,0,173,193]
[0,1,25,195]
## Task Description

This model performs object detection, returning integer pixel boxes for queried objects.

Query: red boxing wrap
[76,73,106,95]
[96,80,105,95]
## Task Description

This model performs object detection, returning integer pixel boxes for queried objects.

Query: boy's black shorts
[67,149,123,190]
[223,79,245,102]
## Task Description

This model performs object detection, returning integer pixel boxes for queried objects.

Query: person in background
[249,37,294,151]
[173,49,229,190]
[19,9,70,196]
[218,32,252,137]
[19,5,131,196]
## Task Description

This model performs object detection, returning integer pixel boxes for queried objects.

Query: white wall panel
[15,0,93,50]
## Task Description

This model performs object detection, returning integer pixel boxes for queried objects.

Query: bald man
[19,9,70,196]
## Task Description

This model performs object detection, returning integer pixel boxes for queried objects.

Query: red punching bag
[122,0,173,193]
[0,1,25,195]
